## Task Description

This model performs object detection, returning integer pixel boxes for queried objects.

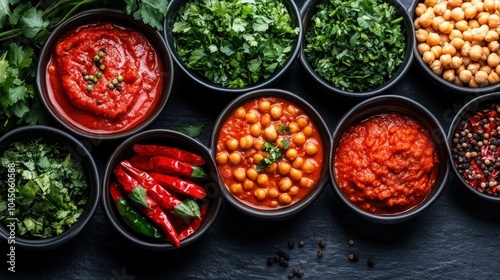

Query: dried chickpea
[488,53,500,67]
[454,76,464,86]
[451,37,465,50]
[302,159,317,173]
[461,41,472,56]
[440,53,452,67]
[472,27,487,41]
[424,0,437,7]
[300,177,314,188]
[443,69,456,82]
[250,123,262,137]
[263,125,277,141]
[496,65,500,76]
[239,135,254,149]
[226,138,239,151]
[243,179,255,191]
[279,177,292,192]
[455,20,469,32]
[278,193,292,205]
[470,44,483,61]
[419,12,433,28]
[235,107,245,119]
[258,100,271,112]
[278,162,291,175]
[439,21,454,34]
[302,125,313,137]
[292,157,304,169]
[442,44,457,56]
[439,33,450,44]
[430,60,443,76]
[477,12,490,25]
[450,56,463,68]
[230,183,243,194]
[485,30,499,42]
[467,62,480,75]
[469,78,480,87]
[464,5,478,19]
[269,104,282,119]
[416,29,428,44]
[488,41,500,52]
[268,187,279,199]
[488,72,500,83]
[293,132,306,146]
[426,32,441,46]
[484,0,497,13]
[480,65,492,74]
[459,69,473,83]
[285,148,298,161]
[260,113,271,127]
[305,142,318,155]
[415,3,427,16]
[229,152,242,165]
[418,43,431,54]
[469,20,480,29]
[289,186,300,196]
[247,168,258,181]
[431,45,442,58]
[289,168,303,181]
[450,7,465,21]
[449,29,463,40]
[475,70,489,84]
[448,0,463,8]
[481,46,491,60]
[257,174,269,187]
[414,18,421,30]
[265,162,278,173]
[286,105,299,117]
[233,167,246,182]
[432,16,445,30]
[296,116,309,128]
[489,14,500,28]
[254,188,267,201]
[463,29,474,41]
[433,2,447,15]
[216,152,228,165]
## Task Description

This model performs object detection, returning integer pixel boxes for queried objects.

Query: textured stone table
[1,0,500,279]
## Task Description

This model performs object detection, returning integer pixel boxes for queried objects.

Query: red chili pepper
[133,144,205,166]
[130,155,208,179]
[148,171,206,199]
[113,166,180,247]
[120,160,200,219]
[178,205,208,241]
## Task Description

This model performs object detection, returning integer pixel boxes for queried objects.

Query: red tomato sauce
[215,97,324,209]
[46,23,163,134]
[334,113,439,214]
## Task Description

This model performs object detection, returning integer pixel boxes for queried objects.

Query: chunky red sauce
[334,113,439,214]
[216,97,324,209]
[46,23,163,134]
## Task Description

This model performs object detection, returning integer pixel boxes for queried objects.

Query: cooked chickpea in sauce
[216,97,324,209]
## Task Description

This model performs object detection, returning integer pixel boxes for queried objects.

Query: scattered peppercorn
[288,240,295,249]
[367,258,375,267]
[348,239,355,246]
[318,239,326,248]
[289,267,303,278]
[298,240,305,247]
[317,249,323,258]
[348,253,359,262]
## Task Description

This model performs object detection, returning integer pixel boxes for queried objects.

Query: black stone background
[1,0,499,279]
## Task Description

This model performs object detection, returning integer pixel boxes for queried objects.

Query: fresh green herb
[0,138,89,238]
[172,122,205,138]
[278,124,291,134]
[123,0,168,31]
[172,0,299,88]
[128,186,149,209]
[281,138,290,150]
[257,141,287,172]
[303,0,406,92]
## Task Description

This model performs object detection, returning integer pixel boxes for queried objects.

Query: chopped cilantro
[171,122,205,138]
[0,138,89,238]
[172,0,299,88]
[303,0,406,92]
[257,140,289,172]
[278,124,291,134]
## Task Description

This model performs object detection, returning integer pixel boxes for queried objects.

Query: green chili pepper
[109,181,162,239]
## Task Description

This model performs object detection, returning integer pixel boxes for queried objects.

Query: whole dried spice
[451,103,500,197]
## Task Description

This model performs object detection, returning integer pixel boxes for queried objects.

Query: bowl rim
[299,0,415,98]
[35,8,174,140]
[100,128,223,250]
[329,94,450,223]
[410,0,500,95]
[163,0,303,95]
[210,88,332,220]
[0,125,100,250]
[447,92,500,203]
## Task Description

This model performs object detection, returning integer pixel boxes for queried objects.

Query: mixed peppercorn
[452,103,500,197]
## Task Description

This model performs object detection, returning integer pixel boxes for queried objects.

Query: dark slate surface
[2,0,500,279]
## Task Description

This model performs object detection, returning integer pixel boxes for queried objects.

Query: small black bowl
[300,0,414,98]
[410,0,500,95]
[101,129,223,250]
[0,126,100,250]
[448,92,500,203]
[211,89,332,220]
[36,8,174,140]
[330,95,449,223]
[163,0,302,95]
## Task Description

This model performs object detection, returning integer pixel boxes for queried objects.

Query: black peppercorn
[317,249,323,258]
[367,258,375,267]
[298,240,305,247]
[348,239,355,246]
[318,239,326,248]
[288,240,295,249]
[348,253,359,262]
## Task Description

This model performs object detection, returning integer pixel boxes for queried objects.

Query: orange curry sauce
[46,23,163,134]
[334,113,439,214]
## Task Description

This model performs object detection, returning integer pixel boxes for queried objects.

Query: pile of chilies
[110,144,208,247]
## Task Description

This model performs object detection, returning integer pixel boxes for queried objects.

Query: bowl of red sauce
[330,95,449,223]
[211,89,331,220]
[448,92,500,203]
[101,129,223,250]
[36,8,174,140]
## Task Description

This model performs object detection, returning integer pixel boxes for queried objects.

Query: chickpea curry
[215,97,324,209]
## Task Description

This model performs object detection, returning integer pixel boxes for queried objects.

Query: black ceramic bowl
[300,0,414,98]
[101,129,223,250]
[448,92,500,203]
[36,8,174,140]
[211,89,331,220]
[0,126,100,250]
[330,95,449,223]
[411,0,500,94]
[163,0,302,95]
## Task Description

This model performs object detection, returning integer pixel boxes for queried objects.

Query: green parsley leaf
[171,122,205,138]
[257,141,284,172]
[20,7,49,39]
[278,124,291,134]
[125,0,168,31]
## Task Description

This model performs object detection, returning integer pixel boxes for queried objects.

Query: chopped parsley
[172,0,300,88]
[303,0,406,92]
[257,139,290,172]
